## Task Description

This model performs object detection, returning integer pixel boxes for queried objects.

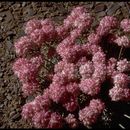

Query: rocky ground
[0,2,130,128]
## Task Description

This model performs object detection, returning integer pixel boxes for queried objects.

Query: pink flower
[22,81,39,96]
[14,36,32,56]
[92,63,106,83]
[22,101,43,120]
[120,19,130,32]
[117,59,130,72]
[70,6,92,30]
[92,51,106,65]
[112,73,129,88]
[109,87,130,101]
[52,73,68,85]
[99,16,118,28]
[107,58,117,77]
[30,55,43,69]
[13,56,42,83]
[48,112,63,128]
[79,61,94,79]
[54,61,78,81]
[41,19,57,41]
[84,44,102,55]
[56,25,70,40]
[79,78,101,96]
[29,29,46,45]
[57,44,83,63]
[89,99,105,113]
[92,51,106,83]
[114,35,130,47]
[49,83,68,103]
[22,102,35,120]
[73,12,92,29]
[63,15,75,28]
[79,99,105,127]
[96,16,117,36]
[70,6,86,19]
[32,110,51,128]
[79,106,97,127]
[70,28,82,41]
[35,88,51,108]
[96,25,111,36]
[65,114,78,128]
[24,19,42,35]
[88,33,101,45]
[66,82,80,97]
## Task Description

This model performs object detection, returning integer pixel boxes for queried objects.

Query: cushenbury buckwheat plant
[12,6,130,128]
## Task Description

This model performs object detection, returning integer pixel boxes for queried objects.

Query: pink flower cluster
[65,114,78,128]
[12,55,43,96]
[13,6,130,128]
[96,16,118,36]
[109,73,130,101]
[120,19,130,32]
[79,99,105,127]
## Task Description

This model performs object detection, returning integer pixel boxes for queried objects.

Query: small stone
[4,100,7,106]
[118,2,125,7]
[0,104,4,108]
[0,16,3,21]
[26,95,35,103]
[7,31,15,36]
[0,72,3,78]
[17,3,21,8]
[107,4,120,15]
[6,41,12,50]
[121,7,129,18]
[10,111,16,117]
[22,2,26,7]
[94,4,106,12]
[11,113,21,121]
[7,95,12,100]
[97,11,106,17]
[0,47,5,57]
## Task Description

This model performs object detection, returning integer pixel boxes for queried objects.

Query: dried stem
[118,46,123,60]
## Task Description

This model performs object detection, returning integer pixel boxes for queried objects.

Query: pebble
[4,100,7,106]
[7,31,15,36]
[0,16,3,21]
[107,4,120,15]
[0,104,4,108]
[7,94,12,100]
[0,72,3,78]
[97,11,106,17]
[121,7,129,18]
[22,2,26,7]
[118,2,125,7]
[11,113,21,121]
[94,4,106,12]
[0,47,5,57]
[10,111,16,117]
[26,95,35,103]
